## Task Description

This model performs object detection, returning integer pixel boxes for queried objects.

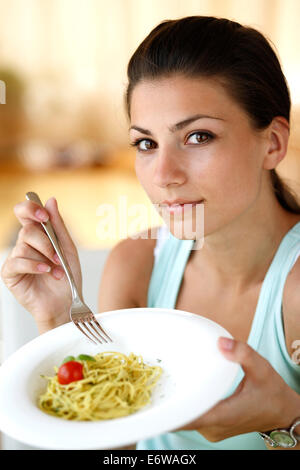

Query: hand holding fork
[1,192,111,344]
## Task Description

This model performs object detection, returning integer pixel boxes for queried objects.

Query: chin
[164,220,205,241]
[160,204,205,241]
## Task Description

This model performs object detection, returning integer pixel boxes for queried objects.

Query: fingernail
[35,209,49,222]
[219,337,234,351]
[37,263,51,273]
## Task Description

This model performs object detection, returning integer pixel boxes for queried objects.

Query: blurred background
[1,0,300,251]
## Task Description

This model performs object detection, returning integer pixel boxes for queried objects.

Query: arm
[97,233,156,314]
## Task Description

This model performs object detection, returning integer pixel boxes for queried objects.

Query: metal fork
[25,192,112,345]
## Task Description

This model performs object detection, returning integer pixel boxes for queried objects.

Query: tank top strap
[222,221,300,396]
[247,221,300,351]
[147,227,194,308]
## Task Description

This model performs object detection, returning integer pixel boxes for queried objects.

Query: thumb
[218,337,260,376]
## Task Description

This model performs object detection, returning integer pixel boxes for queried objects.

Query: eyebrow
[129,113,224,135]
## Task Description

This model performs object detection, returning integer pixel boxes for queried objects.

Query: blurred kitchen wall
[1,0,300,148]
[0,0,300,249]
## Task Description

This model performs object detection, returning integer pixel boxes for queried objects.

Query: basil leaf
[76,354,96,362]
[61,355,75,364]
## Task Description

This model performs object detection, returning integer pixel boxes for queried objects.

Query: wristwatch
[259,418,300,448]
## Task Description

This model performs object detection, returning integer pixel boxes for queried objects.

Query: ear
[263,116,290,170]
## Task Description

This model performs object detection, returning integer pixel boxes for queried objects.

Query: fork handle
[25,192,82,304]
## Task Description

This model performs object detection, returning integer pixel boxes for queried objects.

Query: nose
[152,146,187,188]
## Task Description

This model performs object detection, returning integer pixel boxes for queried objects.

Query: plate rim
[0,307,240,449]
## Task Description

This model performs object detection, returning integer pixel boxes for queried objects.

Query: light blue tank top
[137,222,300,450]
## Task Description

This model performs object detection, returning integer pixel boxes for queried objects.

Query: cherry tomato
[57,361,84,385]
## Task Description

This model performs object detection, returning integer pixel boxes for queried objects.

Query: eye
[185,131,214,145]
[130,138,156,152]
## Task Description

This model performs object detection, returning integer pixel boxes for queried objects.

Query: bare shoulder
[97,227,159,313]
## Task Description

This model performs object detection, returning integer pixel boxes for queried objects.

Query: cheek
[135,158,145,185]
[135,158,153,195]
[230,150,262,203]
[200,149,262,210]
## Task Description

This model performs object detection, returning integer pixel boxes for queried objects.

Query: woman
[2,16,300,450]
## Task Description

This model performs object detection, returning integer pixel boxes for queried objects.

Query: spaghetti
[38,351,162,421]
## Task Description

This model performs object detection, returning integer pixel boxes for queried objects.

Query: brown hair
[125,15,300,214]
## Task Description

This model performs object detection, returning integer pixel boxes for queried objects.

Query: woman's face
[129,75,268,239]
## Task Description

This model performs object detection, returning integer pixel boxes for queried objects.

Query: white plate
[0,308,239,450]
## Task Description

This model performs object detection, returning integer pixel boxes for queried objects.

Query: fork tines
[74,315,112,345]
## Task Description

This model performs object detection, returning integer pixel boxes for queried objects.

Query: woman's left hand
[180,337,300,443]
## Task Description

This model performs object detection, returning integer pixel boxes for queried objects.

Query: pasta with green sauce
[38,351,163,421]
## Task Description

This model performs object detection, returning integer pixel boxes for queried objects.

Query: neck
[190,185,299,292]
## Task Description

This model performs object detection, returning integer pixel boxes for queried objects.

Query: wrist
[262,418,300,450]
[280,389,300,434]
[37,313,69,334]
[260,390,300,449]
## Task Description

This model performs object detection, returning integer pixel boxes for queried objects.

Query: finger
[44,197,76,252]
[218,337,268,377]
[2,254,65,282]
[14,200,50,226]
[12,240,53,263]
[16,224,60,266]
[10,242,65,280]
[2,256,52,278]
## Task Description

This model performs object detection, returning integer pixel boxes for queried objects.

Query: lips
[159,199,204,215]
[160,199,204,206]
